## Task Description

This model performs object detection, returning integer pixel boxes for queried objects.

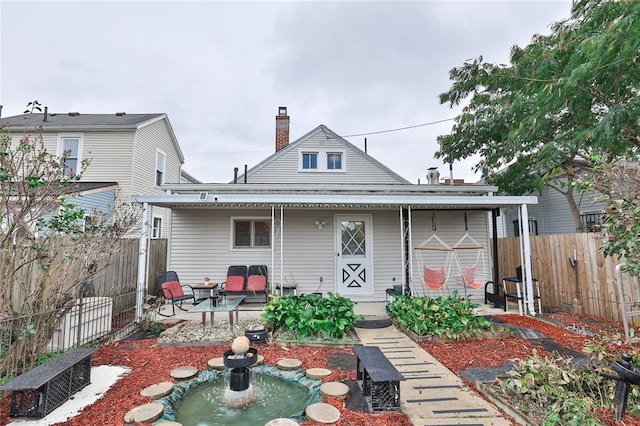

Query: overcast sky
[0,0,572,184]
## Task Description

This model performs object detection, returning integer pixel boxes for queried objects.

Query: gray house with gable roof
[134,107,540,308]
[1,109,186,238]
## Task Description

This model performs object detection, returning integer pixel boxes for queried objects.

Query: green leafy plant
[261,292,363,340]
[387,293,493,339]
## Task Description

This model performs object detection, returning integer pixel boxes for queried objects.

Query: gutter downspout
[520,204,536,316]
[135,202,150,320]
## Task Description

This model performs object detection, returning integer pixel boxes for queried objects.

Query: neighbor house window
[302,152,318,169]
[152,216,162,239]
[513,218,538,236]
[233,218,271,248]
[156,150,166,186]
[59,135,83,176]
[327,152,342,170]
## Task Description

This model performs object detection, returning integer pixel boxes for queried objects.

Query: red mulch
[0,313,638,425]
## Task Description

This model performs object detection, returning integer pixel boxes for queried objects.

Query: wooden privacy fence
[496,233,638,325]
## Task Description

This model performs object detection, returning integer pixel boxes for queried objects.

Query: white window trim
[151,215,162,239]
[230,216,272,250]
[57,133,84,176]
[298,148,346,172]
[155,149,166,186]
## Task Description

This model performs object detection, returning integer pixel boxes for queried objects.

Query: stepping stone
[277,358,302,370]
[123,402,164,423]
[170,365,198,380]
[140,381,174,399]
[306,367,332,380]
[252,354,265,366]
[319,381,350,399]
[305,402,341,424]
[208,357,226,370]
[155,422,183,426]
[264,419,298,426]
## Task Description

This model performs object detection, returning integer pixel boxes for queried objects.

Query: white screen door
[335,215,373,296]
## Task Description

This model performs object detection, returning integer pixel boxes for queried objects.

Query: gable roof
[0,112,184,163]
[237,124,411,184]
[0,112,165,130]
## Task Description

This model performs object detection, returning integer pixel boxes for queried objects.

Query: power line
[341,117,455,138]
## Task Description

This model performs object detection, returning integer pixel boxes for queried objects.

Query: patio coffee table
[189,295,245,329]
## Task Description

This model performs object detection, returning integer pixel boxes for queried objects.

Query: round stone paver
[155,422,183,426]
[253,354,265,366]
[123,402,165,423]
[140,381,174,399]
[306,367,332,380]
[170,365,198,380]
[319,381,350,399]
[264,418,299,426]
[207,357,226,370]
[277,358,302,370]
[305,402,341,424]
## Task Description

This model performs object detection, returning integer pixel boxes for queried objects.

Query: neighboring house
[0,110,186,239]
[134,107,538,303]
[501,184,604,237]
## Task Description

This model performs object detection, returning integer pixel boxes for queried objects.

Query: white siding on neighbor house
[410,209,491,300]
[168,208,404,302]
[133,118,182,237]
[503,186,604,236]
[248,132,404,184]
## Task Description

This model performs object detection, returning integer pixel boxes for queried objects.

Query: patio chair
[247,264,269,302]
[158,271,195,316]
[220,265,248,296]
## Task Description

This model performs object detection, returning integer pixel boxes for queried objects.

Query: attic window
[327,152,342,170]
[298,148,346,172]
[302,152,317,169]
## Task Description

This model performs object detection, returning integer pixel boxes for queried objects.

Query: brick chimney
[275,106,289,152]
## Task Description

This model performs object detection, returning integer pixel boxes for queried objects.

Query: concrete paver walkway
[354,303,512,426]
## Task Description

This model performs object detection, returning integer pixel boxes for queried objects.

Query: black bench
[0,348,96,418]
[354,345,405,412]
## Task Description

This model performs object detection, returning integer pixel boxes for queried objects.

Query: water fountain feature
[155,337,323,426]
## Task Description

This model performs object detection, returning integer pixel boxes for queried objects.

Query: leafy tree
[436,0,640,232]
[0,101,139,376]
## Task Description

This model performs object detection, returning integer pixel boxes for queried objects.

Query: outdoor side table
[189,295,245,329]
[191,282,219,303]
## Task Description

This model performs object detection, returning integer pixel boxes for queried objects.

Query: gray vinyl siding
[168,208,404,302]
[410,209,491,300]
[68,188,117,213]
[503,186,604,236]
[248,132,403,185]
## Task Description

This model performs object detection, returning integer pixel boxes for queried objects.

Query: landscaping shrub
[387,293,493,339]
[261,292,363,340]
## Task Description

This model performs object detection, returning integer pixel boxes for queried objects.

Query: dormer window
[302,152,318,169]
[298,148,346,172]
[327,152,342,170]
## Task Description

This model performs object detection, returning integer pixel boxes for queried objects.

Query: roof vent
[116,112,126,116]
[68,112,80,116]
[426,167,440,185]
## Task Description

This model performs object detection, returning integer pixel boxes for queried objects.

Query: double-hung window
[152,216,162,239]
[156,150,166,186]
[302,152,318,169]
[233,218,271,249]
[59,135,83,176]
[327,152,342,170]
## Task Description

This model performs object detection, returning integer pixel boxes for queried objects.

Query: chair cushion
[424,266,445,290]
[225,276,245,292]
[247,275,267,292]
[162,281,184,298]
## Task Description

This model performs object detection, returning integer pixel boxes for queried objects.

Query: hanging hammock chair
[452,225,488,291]
[414,233,456,292]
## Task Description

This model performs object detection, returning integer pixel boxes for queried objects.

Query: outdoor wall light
[314,220,327,230]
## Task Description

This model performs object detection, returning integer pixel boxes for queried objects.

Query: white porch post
[407,206,413,295]
[135,202,150,320]
[271,205,275,294]
[399,207,405,293]
[280,206,284,295]
[520,203,536,316]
